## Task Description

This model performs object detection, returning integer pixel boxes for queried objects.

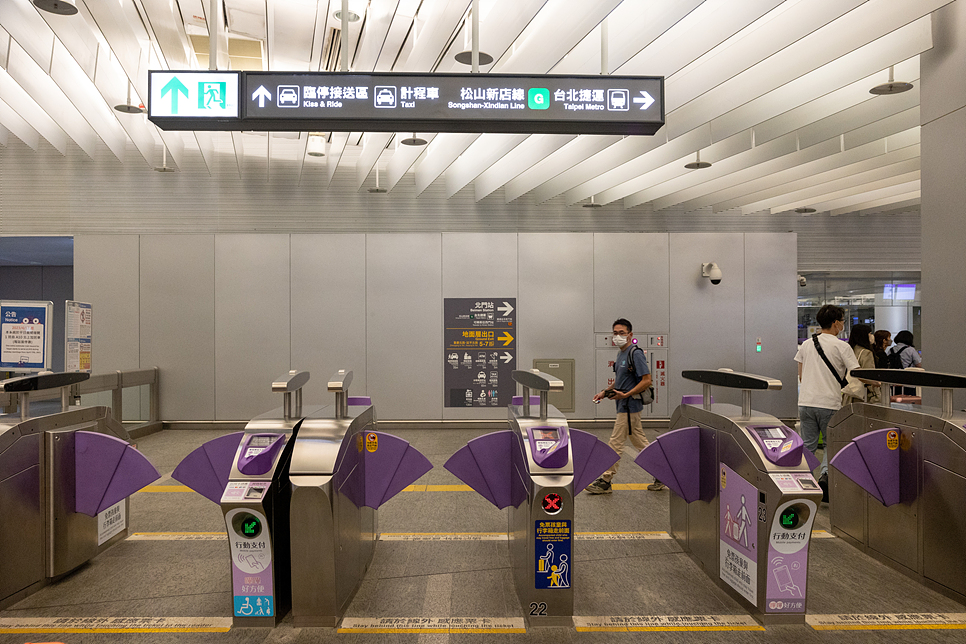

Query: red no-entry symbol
[542,493,562,514]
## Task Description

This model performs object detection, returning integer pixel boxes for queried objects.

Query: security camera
[798,274,807,287]
[702,262,723,285]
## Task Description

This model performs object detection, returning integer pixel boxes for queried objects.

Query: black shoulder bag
[812,334,848,388]
[604,345,655,434]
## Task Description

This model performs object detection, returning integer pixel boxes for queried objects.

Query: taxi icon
[375,87,396,108]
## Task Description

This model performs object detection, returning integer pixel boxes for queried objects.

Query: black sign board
[444,298,516,408]
[149,71,664,135]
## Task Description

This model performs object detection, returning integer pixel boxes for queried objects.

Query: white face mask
[613,334,628,348]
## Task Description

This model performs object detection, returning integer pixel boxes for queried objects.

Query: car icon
[376,88,395,107]
[278,86,299,107]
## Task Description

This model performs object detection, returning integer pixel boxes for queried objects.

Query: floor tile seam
[374,566,513,582]
[2,590,232,612]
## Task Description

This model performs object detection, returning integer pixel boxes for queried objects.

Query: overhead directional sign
[149,71,664,135]
[148,71,239,119]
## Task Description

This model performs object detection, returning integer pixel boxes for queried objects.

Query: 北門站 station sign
[148,71,664,136]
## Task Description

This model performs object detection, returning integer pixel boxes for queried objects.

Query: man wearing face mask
[585,318,664,494]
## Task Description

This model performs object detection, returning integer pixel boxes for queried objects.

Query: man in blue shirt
[586,318,664,494]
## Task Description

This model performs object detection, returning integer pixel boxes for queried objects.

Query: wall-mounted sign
[1,300,53,372]
[65,300,92,373]
[444,298,516,408]
[148,71,240,119]
[149,71,664,136]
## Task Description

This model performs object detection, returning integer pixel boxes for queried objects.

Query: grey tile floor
[2,426,964,644]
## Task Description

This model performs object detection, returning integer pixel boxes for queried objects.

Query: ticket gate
[0,372,160,609]
[445,369,618,627]
[827,368,966,605]
[173,369,431,627]
[636,370,823,624]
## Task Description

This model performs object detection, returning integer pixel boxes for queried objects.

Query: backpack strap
[812,334,848,388]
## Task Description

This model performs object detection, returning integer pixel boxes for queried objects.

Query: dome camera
[702,262,723,285]
[798,274,807,287]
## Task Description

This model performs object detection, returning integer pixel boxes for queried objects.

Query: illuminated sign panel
[148,71,239,118]
[149,71,664,135]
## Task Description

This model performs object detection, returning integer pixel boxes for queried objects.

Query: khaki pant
[601,410,650,482]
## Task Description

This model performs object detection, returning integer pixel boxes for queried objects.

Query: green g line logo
[527,88,550,110]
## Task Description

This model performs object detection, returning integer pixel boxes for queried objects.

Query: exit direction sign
[149,71,239,119]
[149,71,664,136]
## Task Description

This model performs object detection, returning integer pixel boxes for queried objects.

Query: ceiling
[0,0,943,217]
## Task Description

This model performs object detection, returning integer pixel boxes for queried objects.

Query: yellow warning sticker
[886,430,899,451]
[807,613,966,630]
[366,432,378,452]
[357,433,364,452]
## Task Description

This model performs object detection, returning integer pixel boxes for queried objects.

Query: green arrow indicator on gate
[161,77,190,114]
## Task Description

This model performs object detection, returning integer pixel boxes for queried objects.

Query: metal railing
[0,367,160,434]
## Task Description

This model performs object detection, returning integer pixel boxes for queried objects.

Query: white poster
[97,501,126,545]
[65,301,92,373]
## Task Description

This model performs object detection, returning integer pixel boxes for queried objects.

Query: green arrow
[161,77,190,114]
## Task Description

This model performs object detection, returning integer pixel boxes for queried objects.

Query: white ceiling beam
[326,131,349,186]
[0,97,40,150]
[356,132,393,189]
[770,170,920,214]
[445,134,527,198]
[397,0,471,71]
[435,0,547,74]
[504,135,620,203]
[834,196,921,218]
[0,121,7,147]
[138,0,196,69]
[415,133,478,195]
[473,133,574,201]
[385,133,437,190]
[811,179,921,214]
[352,0,397,71]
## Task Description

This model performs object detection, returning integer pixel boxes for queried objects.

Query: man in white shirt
[794,304,860,501]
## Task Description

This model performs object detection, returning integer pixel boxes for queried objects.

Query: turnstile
[827,368,966,605]
[173,369,431,627]
[0,372,160,609]
[445,369,618,627]
[636,369,823,624]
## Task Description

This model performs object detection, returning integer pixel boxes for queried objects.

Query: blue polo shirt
[614,345,650,413]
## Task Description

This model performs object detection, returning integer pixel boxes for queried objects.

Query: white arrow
[252,86,272,108]
[498,301,514,317]
[501,352,513,364]
[632,91,655,110]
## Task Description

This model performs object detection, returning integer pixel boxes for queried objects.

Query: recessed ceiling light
[33,0,77,15]
[455,51,494,65]
[306,133,326,157]
[401,134,427,146]
[582,196,602,208]
[794,207,816,214]
[684,150,711,169]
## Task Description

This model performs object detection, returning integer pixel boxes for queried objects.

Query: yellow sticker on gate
[366,432,378,452]
[357,434,364,452]
[886,430,899,451]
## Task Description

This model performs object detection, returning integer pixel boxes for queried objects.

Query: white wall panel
[74,235,140,372]
[668,233,746,410]
[518,234,596,419]
[742,233,797,417]
[291,235,368,406]
[441,232,518,420]
[140,235,215,421]
[214,235,291,420]
[593,233,670,334]
[366,234,442,419]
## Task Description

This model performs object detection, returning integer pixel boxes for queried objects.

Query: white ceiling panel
[473,133,575,201]
[0,97,41,150]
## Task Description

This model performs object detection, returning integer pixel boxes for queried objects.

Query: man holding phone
[585,318,664,494]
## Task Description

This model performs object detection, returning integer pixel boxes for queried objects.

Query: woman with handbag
[843,324,880,405]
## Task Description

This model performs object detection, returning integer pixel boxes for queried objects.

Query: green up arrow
[161,77,190,114]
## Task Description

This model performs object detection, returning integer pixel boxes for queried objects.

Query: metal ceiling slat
[0,67,68,154]
[444,134,527,198]
[356,132,393,190]
[810,179,920,214]
[385,133,437,190]
[473,134,574,201]
[830,191,920,217]
[504,135,620,203]
[769,170,920,214]
[0,97,40,150]
[414,132,477,195]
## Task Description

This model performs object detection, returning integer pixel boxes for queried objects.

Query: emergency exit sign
[149,71,239,118]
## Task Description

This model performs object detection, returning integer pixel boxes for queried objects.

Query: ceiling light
[154,147,176,173]
[307,133,326,157]
[401,133,427,146]
[582,195,602,208]
[794,207,816,214]
[684,150,711,170]
[114,82,145,114]
[332,0,365,22]
[33,0,77,15]
[368,165,387,193]
[870,65,913,95]
[455,51,494,65]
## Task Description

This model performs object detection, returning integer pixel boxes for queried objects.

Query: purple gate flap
[570,428,620,494]
[635,426,700,503]
[335,437,366,508]
[803,447,820,471]
[172,432,244,504]
[363,432,433,509]
[348,396,372,406]
[829,428,900,506]
[75,431,160,516]
[511,395,541,406]
[444,431,514,509]
[681,395,713,405]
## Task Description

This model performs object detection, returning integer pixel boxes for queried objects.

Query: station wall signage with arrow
[148,71,663,136]
[444,298,516,408]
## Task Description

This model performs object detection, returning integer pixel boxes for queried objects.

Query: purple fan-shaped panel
[172,432,244,504]
[570,429,619,495]
[804,448,820,471]
[444,431,514,509]
[830,428,900,506]
[365,432,432,508]
[75,431,160,516]
[635,426,700,503]
[335,437,366,508]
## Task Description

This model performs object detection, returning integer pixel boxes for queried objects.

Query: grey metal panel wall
[518,233,596,420]
[139,235,215,420]
[290,234,367,406]
[73,235,140,372]
[593,233,670,333]
[743,233,798,417]
[42,266,73,372]
[668,233,747,410]
[441,232,518,420]
[214,235,291,420]
[366,234,442,420]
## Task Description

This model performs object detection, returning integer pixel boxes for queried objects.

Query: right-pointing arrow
[632,91,655,110]
[501,352,513,364]
[252,86,272,108]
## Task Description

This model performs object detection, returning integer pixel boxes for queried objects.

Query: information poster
[65,301,93,373]
[719,463,758,605]
[535,519,571,589]
[0,300,53,372]
[444,298,516,407]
